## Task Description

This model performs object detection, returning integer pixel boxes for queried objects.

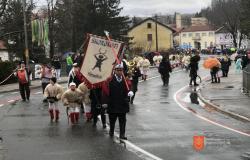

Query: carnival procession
[1,0,250,160]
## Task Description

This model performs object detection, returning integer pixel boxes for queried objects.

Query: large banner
[80,34,123,87]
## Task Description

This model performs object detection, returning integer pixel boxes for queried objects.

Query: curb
[197,87,250,122]
[0,80,68,94]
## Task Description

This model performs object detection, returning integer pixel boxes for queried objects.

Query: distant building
[0,40,9,61]
[127,18,175,52]
[215,26,250,49]
[180,25,216,50]
[191,17,208,26]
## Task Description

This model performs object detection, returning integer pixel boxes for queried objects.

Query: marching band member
[44,77,64,122]
[107,64,133,140]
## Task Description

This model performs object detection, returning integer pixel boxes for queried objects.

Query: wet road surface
[0,66,250,160]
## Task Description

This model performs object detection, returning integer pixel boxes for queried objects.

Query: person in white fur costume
[182,53,191,71]
[153,55,163,67]
[44,77,64,122]
[77,82,91,121]
[61,82,83,124]
[137,57,150,81]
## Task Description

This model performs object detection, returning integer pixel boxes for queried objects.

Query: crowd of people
[13,49,250,141]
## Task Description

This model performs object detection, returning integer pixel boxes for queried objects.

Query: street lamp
[22,0,29,67]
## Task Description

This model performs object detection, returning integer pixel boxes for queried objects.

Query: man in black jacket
[189,53,200,86]
[158,56,172,86]
[90,87,106,128]
[108,64,132,140]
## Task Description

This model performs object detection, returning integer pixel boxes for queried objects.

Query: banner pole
[104,31,130,91]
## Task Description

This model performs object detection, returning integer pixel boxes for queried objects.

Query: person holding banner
[107,64,133,140]
[90,87,107,128]
[68,63,82,87]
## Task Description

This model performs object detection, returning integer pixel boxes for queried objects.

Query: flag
[80,34,124,88]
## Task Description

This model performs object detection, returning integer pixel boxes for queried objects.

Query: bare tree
[202,0,243,48]
[0,0,8,18]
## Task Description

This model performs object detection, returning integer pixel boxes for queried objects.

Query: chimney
[175,13,182,29]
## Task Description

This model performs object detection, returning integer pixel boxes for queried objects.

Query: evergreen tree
[240,0,250,37]
[86,0,130,41]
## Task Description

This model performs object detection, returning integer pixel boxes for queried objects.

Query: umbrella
[230,48,236,52]
[203,57,220,69]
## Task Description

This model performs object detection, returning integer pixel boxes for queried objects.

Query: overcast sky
[36,0,212,16]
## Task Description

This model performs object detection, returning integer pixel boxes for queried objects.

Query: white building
[215,27,250,49]
[0,40,9,61]
[180,25,216,50]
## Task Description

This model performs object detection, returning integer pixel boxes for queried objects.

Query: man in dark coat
[130,65,141,104]
[107,63,132,140]
[220,56,231,77]
[158,57,172,86]
[90,87,106,128]
[189,53,200,86]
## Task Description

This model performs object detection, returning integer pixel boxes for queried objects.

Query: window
[188,33,192,37]
[182,33,187,37]
[202,33,206,36]
[205,42,207,48]
[195,33,200,37]
[147,34,152,41]
[147,23,152,29]
[188,42,191,48]
[209,32,214,36]
[210,42,213,47]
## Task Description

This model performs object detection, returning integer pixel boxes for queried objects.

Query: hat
[50,77,57,83]
[115,63,123,69]
[73,63,78,67]
[69,82,76,87]
[19,61,25,65]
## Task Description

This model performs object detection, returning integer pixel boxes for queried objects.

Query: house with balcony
[127,18,175,52]
[180,25,216,50]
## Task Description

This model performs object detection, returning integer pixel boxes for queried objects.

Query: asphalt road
[0,65,249,160]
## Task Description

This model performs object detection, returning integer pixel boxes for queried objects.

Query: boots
[70,113,75,124]
[55,110,59,122]
[49,109,54,121]
[75,112,79,123]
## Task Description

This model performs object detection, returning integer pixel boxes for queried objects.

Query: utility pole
[22,0,29,67]
[155,15,158,52]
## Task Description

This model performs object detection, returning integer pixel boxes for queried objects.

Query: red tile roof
[182,25,216,32]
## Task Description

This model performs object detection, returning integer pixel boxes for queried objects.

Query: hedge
[0,61,18,85]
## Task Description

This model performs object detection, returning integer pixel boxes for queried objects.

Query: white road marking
[11,92,19,94]
[0,104,4,107]
[94,70,183,160]
[7,100,15,103]
[97,115,164,160]
[34,91,42,95]
[174,85,250,137]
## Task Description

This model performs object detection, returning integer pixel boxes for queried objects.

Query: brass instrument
[127,60,136,77]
